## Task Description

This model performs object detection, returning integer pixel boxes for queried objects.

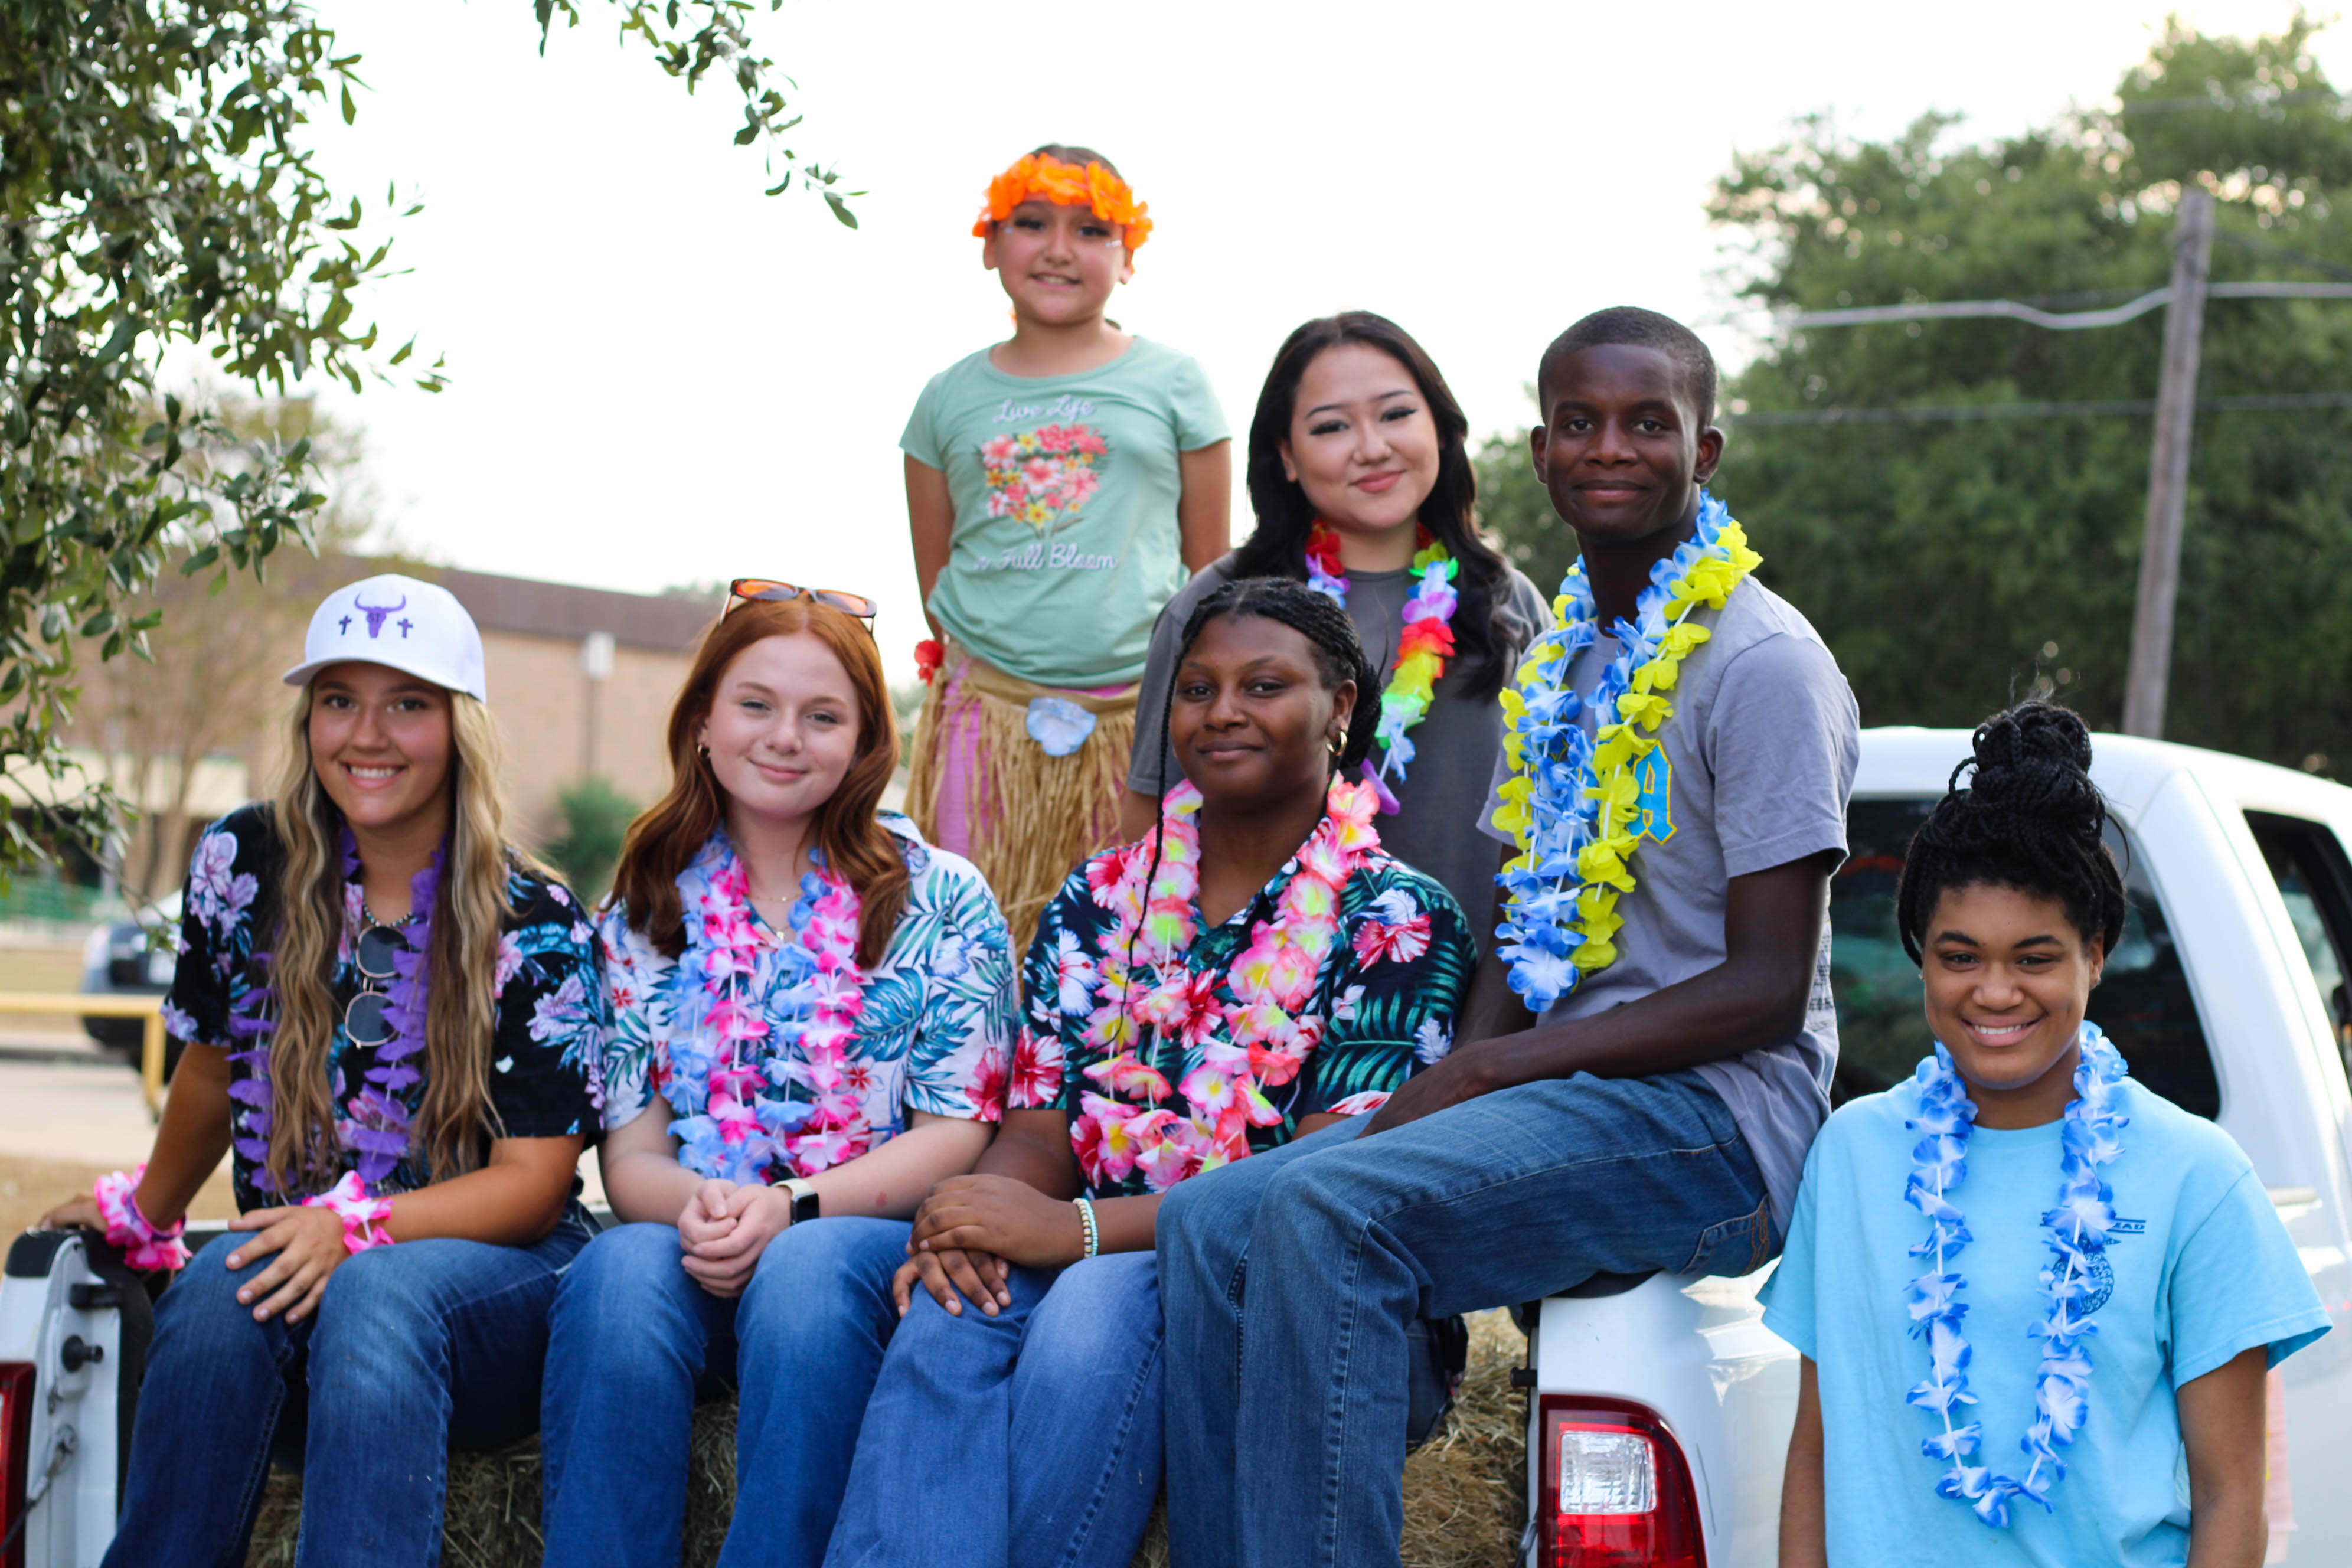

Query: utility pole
[2122,190,2216,739]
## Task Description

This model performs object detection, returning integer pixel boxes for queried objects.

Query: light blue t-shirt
[1762,1073,2328,1567]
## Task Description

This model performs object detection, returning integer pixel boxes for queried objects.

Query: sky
[283,0,2348,681]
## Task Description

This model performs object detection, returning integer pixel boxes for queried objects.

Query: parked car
[12,729,2352,1566]
[76,894,178,1064]
[1521,728,2352,1566]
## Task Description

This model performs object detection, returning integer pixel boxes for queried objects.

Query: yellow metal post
[0,992,168,1117]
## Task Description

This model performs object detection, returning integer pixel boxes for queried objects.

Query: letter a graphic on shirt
[1635,750,1675,844]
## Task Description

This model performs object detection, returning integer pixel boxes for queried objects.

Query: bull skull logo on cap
[349,591,408,639]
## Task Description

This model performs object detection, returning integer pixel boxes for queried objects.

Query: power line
[1784,280,2352,331]
[1726,390,2352,426]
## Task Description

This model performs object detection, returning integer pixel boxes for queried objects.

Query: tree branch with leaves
[0,0,854,884]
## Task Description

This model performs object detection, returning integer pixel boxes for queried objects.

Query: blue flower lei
[1490,491,1756,1012]
[1905,1020,2131,1528]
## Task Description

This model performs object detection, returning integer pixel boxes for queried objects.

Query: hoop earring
[1328,729,1347,759]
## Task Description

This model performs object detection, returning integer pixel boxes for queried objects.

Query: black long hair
[1894,701,2128,963]
[1232,311,1525,700]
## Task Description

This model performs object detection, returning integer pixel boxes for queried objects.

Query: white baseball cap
[280,574,488,701]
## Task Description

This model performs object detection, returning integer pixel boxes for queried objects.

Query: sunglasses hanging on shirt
[344,922,416,1048]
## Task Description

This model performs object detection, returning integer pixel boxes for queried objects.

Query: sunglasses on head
[725,579,880,622]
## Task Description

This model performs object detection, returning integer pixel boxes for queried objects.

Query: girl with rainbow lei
[1764,703,2327,1567]
[536,584,1016,1567]
[1126,311,1549,934]
[903,141,1233,961]
[821,577,1474,1568]
[1490,488,1761,1011]
[41,576,603,1568]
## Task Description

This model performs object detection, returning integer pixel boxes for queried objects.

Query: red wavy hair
[610,597,907,966]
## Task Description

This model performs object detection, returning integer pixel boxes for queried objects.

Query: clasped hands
[890,1174,1087,1321]
[675,1178,798,1298]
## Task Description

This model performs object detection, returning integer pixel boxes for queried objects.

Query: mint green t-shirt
[902,337,1229,687]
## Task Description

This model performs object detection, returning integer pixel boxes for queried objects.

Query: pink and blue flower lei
[660,835,868,1185]
[1904,1020,2130,1527]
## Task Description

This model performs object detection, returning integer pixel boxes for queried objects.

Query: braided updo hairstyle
[1146,576,1381,814]
[1894,701,2127,964]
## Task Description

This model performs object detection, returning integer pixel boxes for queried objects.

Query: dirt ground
[0,1153,239,1240]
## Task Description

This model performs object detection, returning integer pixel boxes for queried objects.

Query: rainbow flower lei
[1490,491,1760,1012]
[1304,521,1459,815]
[661,839,868,1184]
[1905,1022,2131,1527]
[1068,774,1381,1190]
[972,152,1154,253]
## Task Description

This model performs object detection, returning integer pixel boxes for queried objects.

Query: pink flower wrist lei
[92,1164,192,1272]
[304,1170,396,1254]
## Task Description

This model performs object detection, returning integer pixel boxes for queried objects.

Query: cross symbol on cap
[338,615,353,634]
[397,617,414,638]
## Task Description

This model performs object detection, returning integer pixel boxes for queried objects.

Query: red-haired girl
[903,143,1231,956]
[536,582,1015,1567]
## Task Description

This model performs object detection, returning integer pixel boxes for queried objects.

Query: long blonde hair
[264,684,520,1197]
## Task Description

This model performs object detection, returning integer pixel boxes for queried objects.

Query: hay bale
[244,1311,1527,1567]
[246,1400,737,1568]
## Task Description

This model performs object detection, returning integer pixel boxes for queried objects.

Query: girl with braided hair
[819,577,1474,1568]
[1766,701,2327,1567]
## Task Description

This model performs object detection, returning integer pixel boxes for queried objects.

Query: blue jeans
[539,1216,910,1568]
[823,1249,1164,1568]
[1158,1070,1774,1568]
[102,1211,592,1568]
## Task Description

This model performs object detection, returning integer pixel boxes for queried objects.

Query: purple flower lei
[348,834,439,1190]
[1904,1020,2131,1528]
[227,832,440,1198]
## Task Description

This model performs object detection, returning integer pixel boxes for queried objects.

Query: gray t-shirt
[1481,576,1860,1231]
[1129,552,1551,927]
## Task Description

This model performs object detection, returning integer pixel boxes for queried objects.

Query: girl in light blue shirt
[1764,701,2328,1567]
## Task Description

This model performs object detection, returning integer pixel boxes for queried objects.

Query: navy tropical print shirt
[1009,828,1476,1199]
[164,803,605,1211]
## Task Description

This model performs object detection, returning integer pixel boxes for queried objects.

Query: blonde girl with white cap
[40,573,605,1568]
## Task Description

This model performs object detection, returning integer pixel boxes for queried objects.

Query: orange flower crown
[972,153,1154,253]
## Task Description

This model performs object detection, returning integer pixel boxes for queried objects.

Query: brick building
[24,563,716,907]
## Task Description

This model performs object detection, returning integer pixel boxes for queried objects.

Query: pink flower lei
[665,841,869,1184]
[1070,774,1381,1191]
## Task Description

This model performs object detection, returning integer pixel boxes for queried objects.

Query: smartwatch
[781,1177,821,1224]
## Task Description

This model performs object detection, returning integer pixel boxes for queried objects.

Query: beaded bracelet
[92,1165,191,1272]
[1073,1195,1100,1260]
[303,1171,397,1256]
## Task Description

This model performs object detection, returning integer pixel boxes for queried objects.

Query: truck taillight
[1,1360,31,1568]
[1537,1395,1704,1567]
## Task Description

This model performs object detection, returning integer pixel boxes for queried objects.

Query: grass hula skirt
[905,642,1136,958]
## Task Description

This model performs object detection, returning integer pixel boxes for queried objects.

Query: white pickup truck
[11,727,2352,1567]
[1523,727,2352,1567]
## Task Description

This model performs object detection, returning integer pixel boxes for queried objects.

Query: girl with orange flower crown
[1127,312,1550,939]
[903,143,1231,958]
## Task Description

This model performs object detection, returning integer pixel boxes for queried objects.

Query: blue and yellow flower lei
[1488,491,1760,1012]
[1905,1022,2131,1528]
